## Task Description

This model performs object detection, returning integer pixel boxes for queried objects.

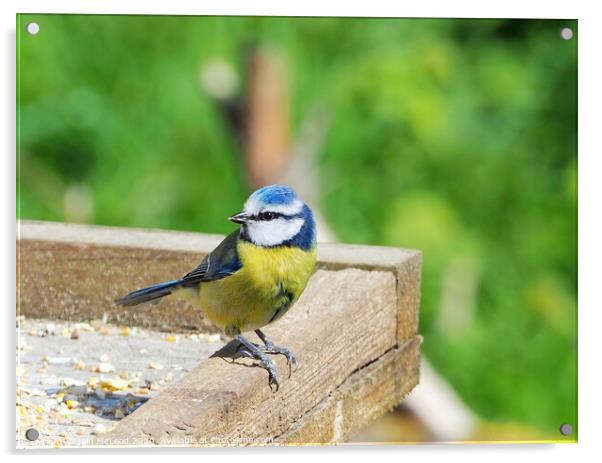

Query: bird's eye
[261,211,275,221]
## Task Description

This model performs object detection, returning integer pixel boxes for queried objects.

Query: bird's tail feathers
[114,280,181,307]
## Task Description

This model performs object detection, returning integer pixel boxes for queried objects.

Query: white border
[4,0,582,18]
[3,1,600,462]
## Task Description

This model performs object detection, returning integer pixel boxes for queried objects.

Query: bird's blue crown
[251,185,298,207]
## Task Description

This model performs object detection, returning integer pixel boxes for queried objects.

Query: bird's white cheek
[247,218,304,246]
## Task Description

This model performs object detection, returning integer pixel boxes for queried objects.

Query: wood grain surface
[17,220,422,445]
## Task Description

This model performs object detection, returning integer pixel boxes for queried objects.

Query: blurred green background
[17,15,577,442]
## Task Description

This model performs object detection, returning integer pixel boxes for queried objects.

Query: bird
[115,184,317,390]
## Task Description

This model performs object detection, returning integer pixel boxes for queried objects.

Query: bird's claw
[254,330,299,377]
[239,342,298,377]
[235,336,281,392]
[256,352,280,392]
[267,366,280,392]
[264,345,298,377]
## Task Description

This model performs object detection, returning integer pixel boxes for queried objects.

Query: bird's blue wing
[179,229,242,286]
[115,230,242,306]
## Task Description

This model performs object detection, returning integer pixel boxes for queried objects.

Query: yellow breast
[198,241,317,335]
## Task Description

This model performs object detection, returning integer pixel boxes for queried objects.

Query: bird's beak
[229,211,250,224]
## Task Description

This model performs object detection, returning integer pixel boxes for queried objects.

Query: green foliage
[17,15,577,438]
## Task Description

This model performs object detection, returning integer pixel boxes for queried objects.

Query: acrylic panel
[16,14,577,447]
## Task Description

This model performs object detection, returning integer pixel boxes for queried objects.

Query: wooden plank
[17,238,215,332]
[99,268,400,446]
[318,243,422,342]
[17,220,421,339]
[17,220,422,445]
[275,336,422,444]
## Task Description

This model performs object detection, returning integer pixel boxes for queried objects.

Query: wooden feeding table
[17,220,422,446]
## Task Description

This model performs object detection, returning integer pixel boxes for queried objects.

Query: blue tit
[115,184,317,390]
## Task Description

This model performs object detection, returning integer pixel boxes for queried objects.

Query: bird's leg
[255,329,298,376]
[235,334,280,392]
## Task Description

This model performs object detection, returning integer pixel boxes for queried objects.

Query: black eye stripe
[252,211,283,221]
